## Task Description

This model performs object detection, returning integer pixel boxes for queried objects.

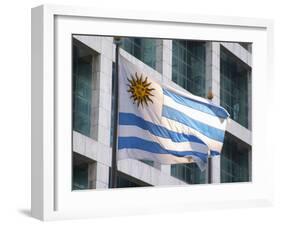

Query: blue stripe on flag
[162,106,225,142]
[118,136,208,163]
[119,112,206,145]
[163,88,229,119]
[210,150,220,156]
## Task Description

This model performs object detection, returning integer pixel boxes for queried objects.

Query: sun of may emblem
[127,72,155,107]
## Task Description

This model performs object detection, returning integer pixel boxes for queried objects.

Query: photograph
[72,35,252,190]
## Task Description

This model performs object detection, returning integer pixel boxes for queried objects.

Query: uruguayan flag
[118,55,229,170]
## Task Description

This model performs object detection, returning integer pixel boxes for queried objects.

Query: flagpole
[110,37,122,188]
[207,89,213,184]
[207,156,212,184]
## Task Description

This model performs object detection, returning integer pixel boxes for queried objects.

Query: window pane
[72,44,93,137]
[220,47,250,128]
[171,163,206,184]
[73,163,89,190]
[121,37,157,70]
[221,133,251,182]
[172,40,206,97]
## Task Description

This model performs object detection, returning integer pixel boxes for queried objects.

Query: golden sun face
[127,73,155,107]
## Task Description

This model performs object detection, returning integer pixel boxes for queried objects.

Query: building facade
[72,35,252,189]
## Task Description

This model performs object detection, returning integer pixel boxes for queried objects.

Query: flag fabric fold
[117,55,229,170]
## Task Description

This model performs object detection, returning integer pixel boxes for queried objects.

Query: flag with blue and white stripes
[117,55,229,170]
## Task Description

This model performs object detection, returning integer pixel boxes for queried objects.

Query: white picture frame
[31,4,274,221]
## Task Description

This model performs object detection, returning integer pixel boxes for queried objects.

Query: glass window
[221,133,251,183]
[72,152,90,190]
[239,42,252,53]
[72,43,93,137]
[108,170,151,188]
[171,163,206,184]
[121,37,157,69]
[72,152,97,190]
[73,163,89,190]
[117,173,150,188]
[172,40,206,97]
[220,47,251,128]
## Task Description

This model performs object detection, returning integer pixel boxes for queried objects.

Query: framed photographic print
[31,4,274,221]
